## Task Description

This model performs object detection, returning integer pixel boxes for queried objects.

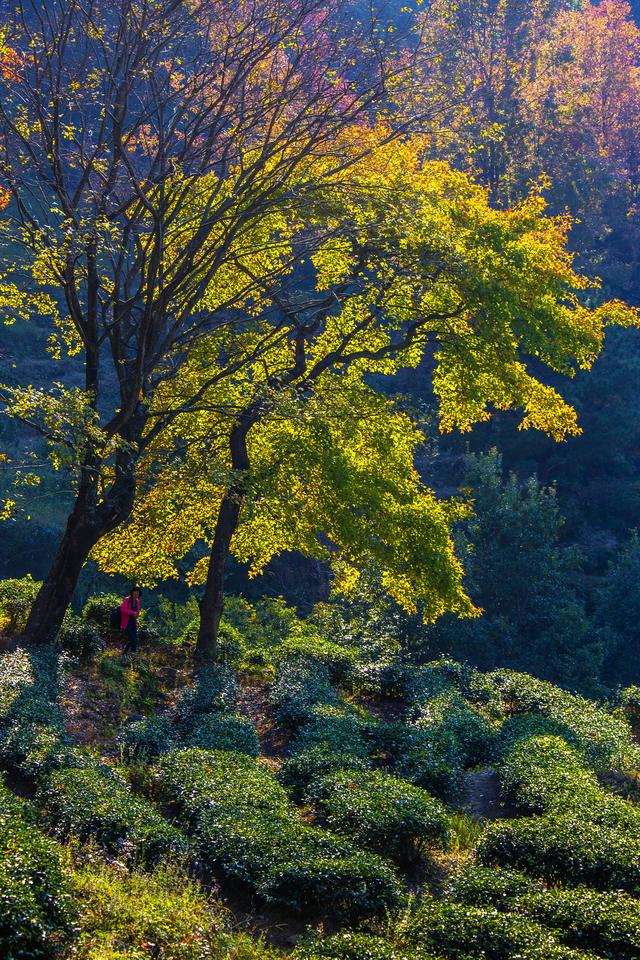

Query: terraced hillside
[1,598,640,960]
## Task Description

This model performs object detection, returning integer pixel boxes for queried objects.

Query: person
[120,587,142,655]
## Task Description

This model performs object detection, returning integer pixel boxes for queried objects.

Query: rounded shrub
[155,748,403,919]
[291,932,431,959]
[270,656,337,728]
[476,814,640,892]
[488,669,639,770]
[524,885,640,959]
[401,898,592,960]
[445,865,544,910]
[183,712,259,756]
[174,664,237,726]
[59,614,104,660]
[118,714,175,760]
[311,769,450,859]
[0,778,75,958]
[81,592,122,627]
[41,764,188,864]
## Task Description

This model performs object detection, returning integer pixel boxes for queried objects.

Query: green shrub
[41,764,188,864]
[412,691,497,767]
[445,865,544,910]
[118,714,175,760]
[447,866,640,958]
[523,885,640,959]
[59,614,104,659]
[280,745,370,800]
[496,713,579,762]
[620,684,640,724]
[81,593,122,627]
[400,898,592,960]
[281,705,371,798]
[0,777,75,959]
[499,733,640,834]
[292,933,432,959]
[270,657,338,728]
[183,712,260,756]
[499,734,596,813]
[155,748,403,919]
[371,722,464,802]
[311,769,450,859]
[476,814,640,892]
[174,664,237,725]
[488,668,639,769]
[0,647,72,780]
[0,576,40,634]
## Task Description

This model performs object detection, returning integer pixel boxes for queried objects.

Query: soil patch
[236,677,290,762]
[462,767,520,821]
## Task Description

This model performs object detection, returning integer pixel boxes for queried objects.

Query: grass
[67,848,282,960]
[448,812,484,853]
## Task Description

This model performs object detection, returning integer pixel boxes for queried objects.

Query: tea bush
[412,691,497,767]
[292,933,434,959]
[174,664,237,725]
[41,764,188,864]
[371,721,465,801]
[0,576,40,634]
[499,733,640,834]
[281,705,371,798]
[0,777,75,959]
[447,865,640,957]
[496,713,578,759]
[59,614,104,660]
[183,712,260,756]
[118,714,176,760]
[311,769,450,859]
[270,656,338,728]
[81,592,122,627]
[280,745,370,800]
[499,735,596,813]
[488,669,639,769]
[444,865,544,910]
[155,748,403,918]
[476,814,640,892]
[400,898,593,960]
[0,647,72,780]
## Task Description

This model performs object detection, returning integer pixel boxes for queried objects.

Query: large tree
[0,0,412,641]
[93,138,639,660]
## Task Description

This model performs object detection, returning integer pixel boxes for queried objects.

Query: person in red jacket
[120,587,142,654]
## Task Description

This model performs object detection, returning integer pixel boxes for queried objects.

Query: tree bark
[195,420,251,663]
[22,463,137,644]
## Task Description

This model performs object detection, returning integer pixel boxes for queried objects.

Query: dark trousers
[123,619,138,653]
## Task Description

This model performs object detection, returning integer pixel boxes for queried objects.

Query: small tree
[432,450,602,693]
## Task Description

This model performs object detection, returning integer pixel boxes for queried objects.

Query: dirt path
[462,767,519,821]
[236,677,289,762]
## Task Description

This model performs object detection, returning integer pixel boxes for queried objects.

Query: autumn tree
[0,0,414,642]
[94,137,638,661]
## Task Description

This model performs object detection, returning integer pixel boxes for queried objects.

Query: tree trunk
[195,420,251,664]
[22,464,137,644]
[195,490,244,664]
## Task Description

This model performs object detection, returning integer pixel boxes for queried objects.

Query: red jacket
[120,597,140,630]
